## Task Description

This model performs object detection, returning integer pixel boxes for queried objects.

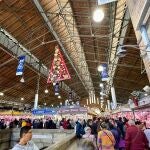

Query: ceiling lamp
[100,92,103,95]
[58,95,61,99]
[21,97,24,101]
[99,83,103,87]
[97,65,104,72]
[100,97,103,100]
[93,8,104,22]
[44,89,49,94]
[144,93,148,96]
[20,77,25,83]
[0,92,4,96]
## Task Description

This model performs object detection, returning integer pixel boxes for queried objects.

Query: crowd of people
[0,118,75,129]
[1,116,150,150]
[75,117,150,150]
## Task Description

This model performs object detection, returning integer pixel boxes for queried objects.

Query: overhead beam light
[44,89,49,94]
[93,8,104,22]
[21,97,24,101]
[0,92,4,96]
[100,92,103,95]
[144,93,148,96]
[58,95,61,99]
[97,65,104,72]
[99,83,104,87]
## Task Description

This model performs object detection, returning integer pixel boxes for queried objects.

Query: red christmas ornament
[47,46,71,83]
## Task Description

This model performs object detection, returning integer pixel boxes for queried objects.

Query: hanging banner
[101,64,108,81]
[47,46,71,83]
[16,55,26,76]
[98,0,117,5]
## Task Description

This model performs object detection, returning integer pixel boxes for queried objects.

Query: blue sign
[16,56,26,76]
[32,108,57,115]
[101,64,108,81]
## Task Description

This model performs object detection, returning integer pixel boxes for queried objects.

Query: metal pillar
[111,86,117,109]
[34,74,40,109]
[107,100,111,110]
[86,98,88,105]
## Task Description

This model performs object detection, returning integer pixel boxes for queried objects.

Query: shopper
[125,119,149,150]
[82,126,95,143]
[109,123,121,150]
[76,119,85,139]
[12,126,39,150]
[117,117,125,139]
[97,122,115,150]
[144,128,150,148]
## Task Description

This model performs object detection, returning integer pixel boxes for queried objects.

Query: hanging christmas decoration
[47,46,71,84]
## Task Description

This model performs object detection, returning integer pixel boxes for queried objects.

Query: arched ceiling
[0,0,149,110]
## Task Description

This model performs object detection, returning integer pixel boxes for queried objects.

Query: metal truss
[0,28,80,100]
[33,0,94,94]
[107,1,130,94]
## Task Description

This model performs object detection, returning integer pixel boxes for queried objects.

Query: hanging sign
[101,64,108,81]
[98,0,117,5]
[16,55,26,76]
[32,109,57,115]
[47,46,71,83]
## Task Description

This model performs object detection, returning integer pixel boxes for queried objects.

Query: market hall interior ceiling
[0,0,149,110]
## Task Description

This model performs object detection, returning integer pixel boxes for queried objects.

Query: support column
[111,86,117,109]
[126,0,150,81]
[107,100,111,111]
[34,74,40,109]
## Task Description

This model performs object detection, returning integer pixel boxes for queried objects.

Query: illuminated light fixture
[58,95,61,99]
[44,89,49,94]
[60,102,62,105]
[100,92,103,95]
[44,102,46,106]
[93,8,104,22]
[97,65,104,72]
[84,105,86,107]
[20,77,25,83]
[99,83,103,87]
[53,82,56,86]
[51,104,53,107]
[21,97,24,101]
[0,92,4,96]
[55,92,59,96]
[100,97,103,100]
[144,93,148,96]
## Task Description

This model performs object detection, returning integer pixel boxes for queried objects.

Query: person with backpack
[97,122,115,150]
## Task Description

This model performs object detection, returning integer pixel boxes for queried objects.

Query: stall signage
[58,107,87,114]
[32,109,56,115]
[16,55,26,76]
